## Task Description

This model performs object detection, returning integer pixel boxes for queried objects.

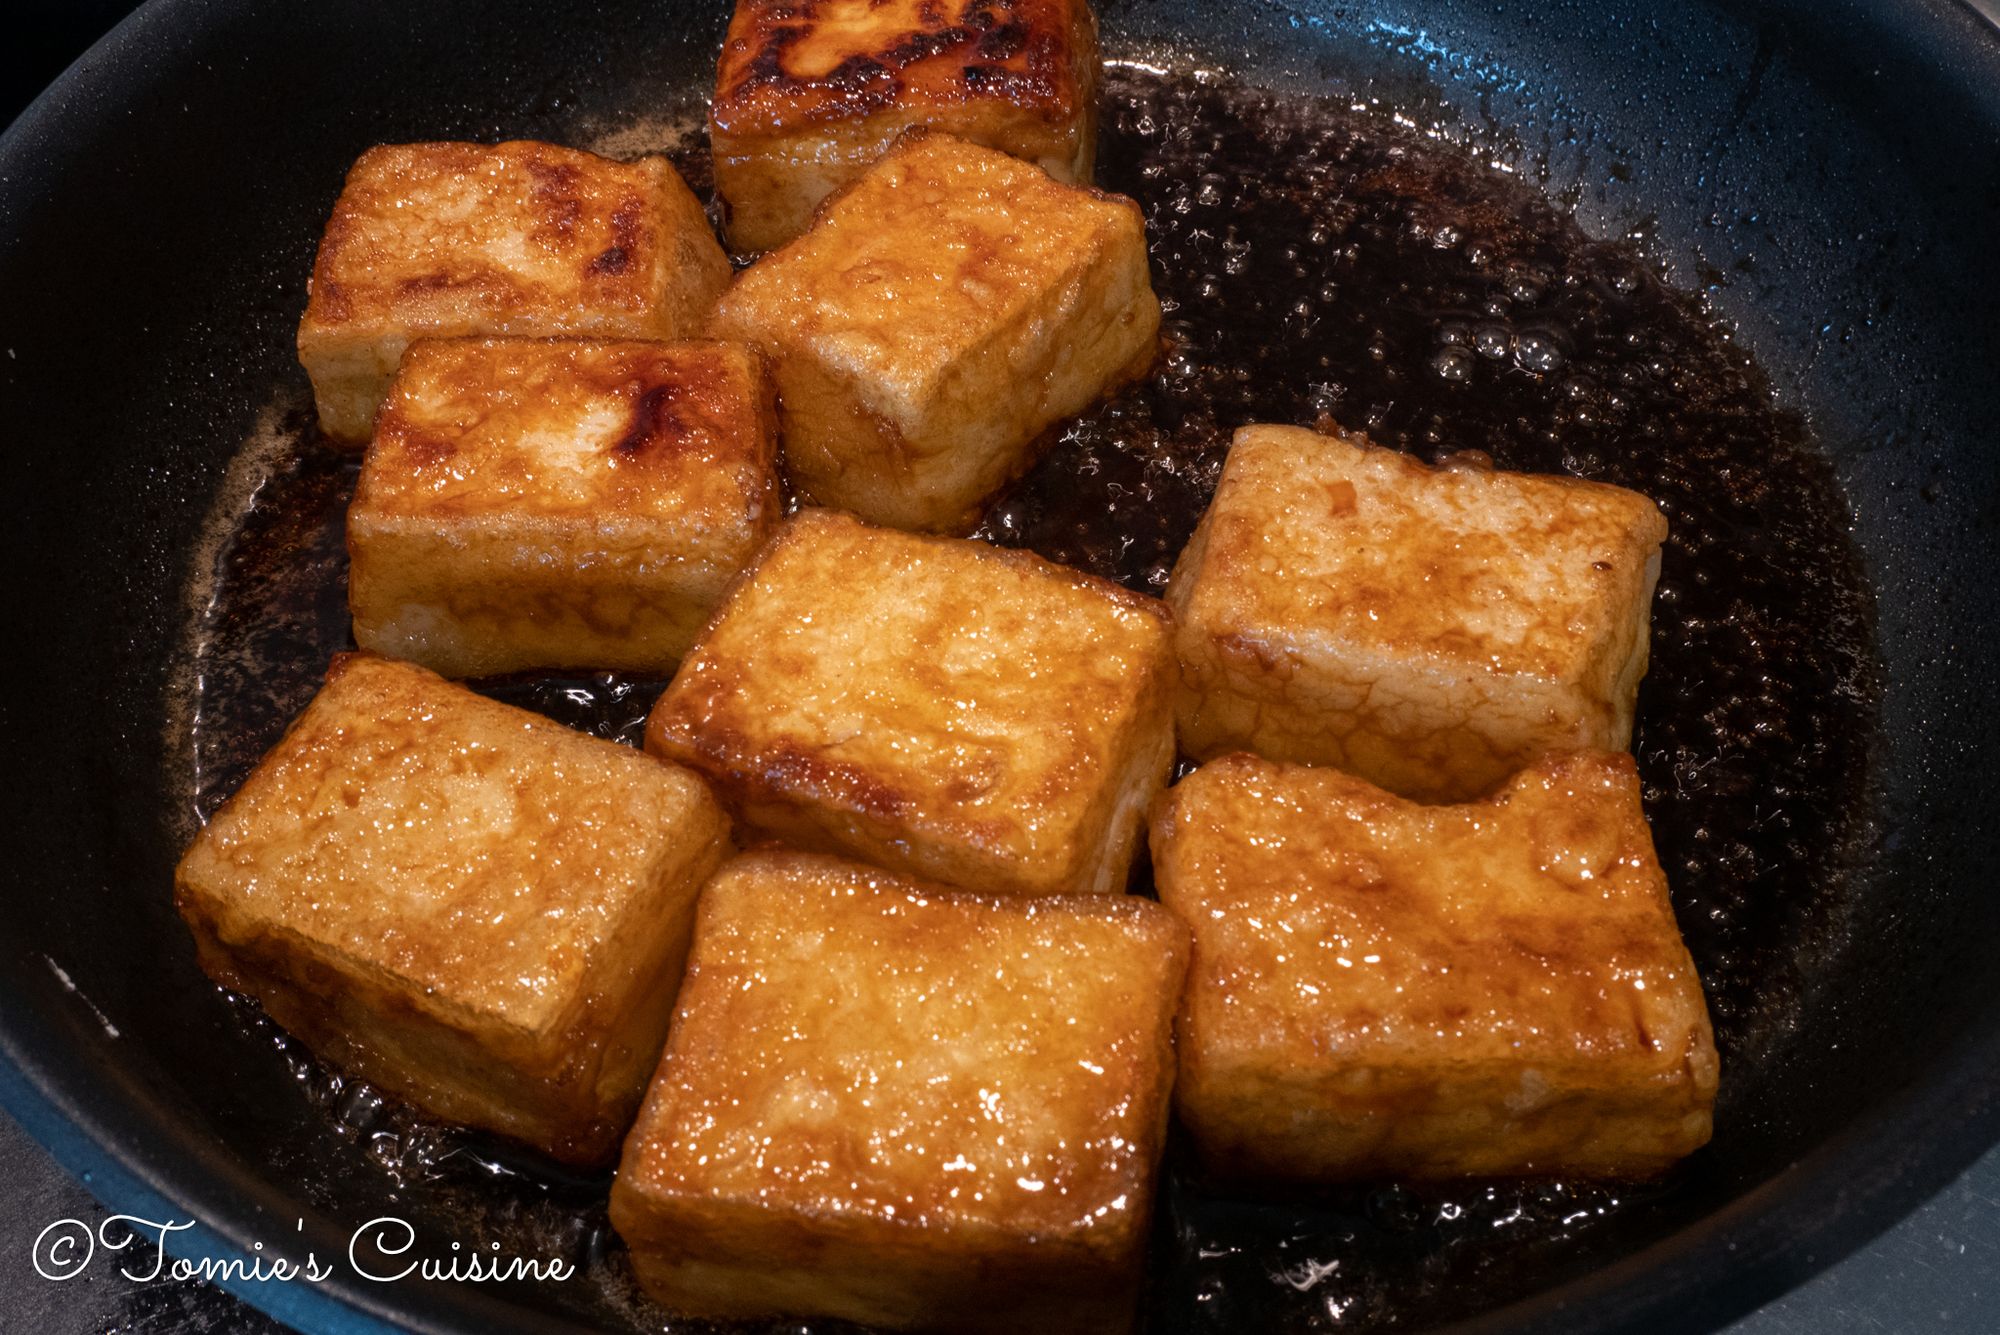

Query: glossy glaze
[182,67,1878,1332]
[297,141,728,442]
[645,508,1176,897]
[349,337,780,675]
[710,131,1159,532]
[176,654,732,1164]
[1153,750,1716,1181]
[610,849,1187,1330]
[1167,423,1666,800]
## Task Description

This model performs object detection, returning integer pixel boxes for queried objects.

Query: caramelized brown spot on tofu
[609,382,684,456]
[361,338,771,527]
[589,200,649,277]
[525,160,586,244]
[393,271,470,298]
[710,730,922,825]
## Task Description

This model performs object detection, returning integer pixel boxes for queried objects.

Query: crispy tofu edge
[641,153,736,334]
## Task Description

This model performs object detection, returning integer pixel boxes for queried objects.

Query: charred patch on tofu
[1151,750,1718,1183]
[587,201,648,276]
[709,1,1100,251]
[716,0,1089,125]
[608,382,682,456]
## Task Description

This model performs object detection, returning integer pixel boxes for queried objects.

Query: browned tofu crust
[714,0,1096,137]
[296,140,729,442]
[1169,424,1668,801]
[711,0,1100,251]
[302,140,723,339]
[174,654,732,1165]
[1152,751,1718,1182]
[348,337,781,676]
[610,849,1188,1332]
[645,509,1176,897]
[709,132,1159,533]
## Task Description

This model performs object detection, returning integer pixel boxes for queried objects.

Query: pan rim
[8,952,1999,1333]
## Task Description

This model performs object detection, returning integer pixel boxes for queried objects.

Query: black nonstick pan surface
[2,1,1999,1332]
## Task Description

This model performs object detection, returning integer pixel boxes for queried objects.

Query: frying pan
[3,0,1998,1331]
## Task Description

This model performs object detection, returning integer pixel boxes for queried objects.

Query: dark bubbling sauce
[181,69,1876,1333]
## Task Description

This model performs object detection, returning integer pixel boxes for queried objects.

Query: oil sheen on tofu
[610,849,1188,1333]
[645,509,1177,898]
[296,140,731,444]
[1151,750,1718,1182]
[347,337,781,678]
[173,654,732,1167]
[710,0,1100,252]
[1168,424,1669,802]
[708,131,1161,535]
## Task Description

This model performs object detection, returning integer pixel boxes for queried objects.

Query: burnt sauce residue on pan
[182,69,1876,1333]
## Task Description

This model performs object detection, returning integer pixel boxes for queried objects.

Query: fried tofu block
[710,0,1101,252]
[1152,750,1717,1182]
[174,654,732,1166]
[609,849,1188,1332]
[645,509,1175,897]
[297,140,730,444]
[1167,424,1669,802]
[708,132,1159,534]
[347,337,781,678]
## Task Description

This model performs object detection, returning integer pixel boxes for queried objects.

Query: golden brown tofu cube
[1167,424,1669,802]
[174,654,732,1166]
[609,849,1188,1332]
[710,0,1100,252]
[708,132,1160,534]
[296,140,731,444]
[1151,750,1718,1182]
[645,509,1175,897]
[347,337,781,678]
